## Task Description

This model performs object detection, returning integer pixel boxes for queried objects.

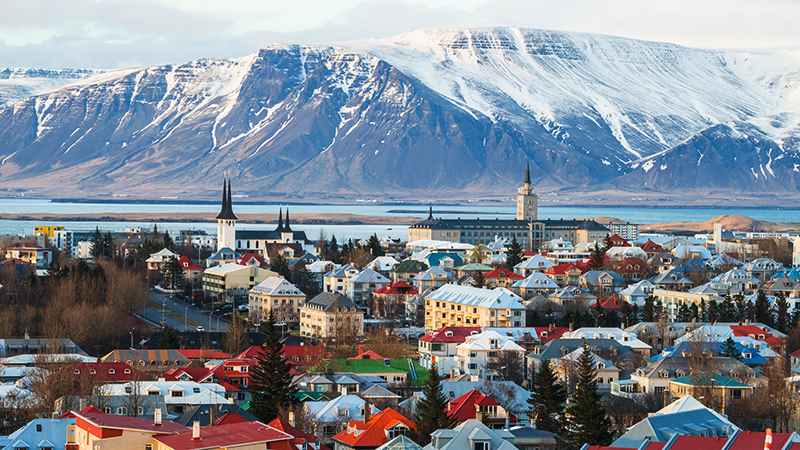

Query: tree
[676,303,691,322]
[566,345,613,447]
[720,337,740,360]
[410,364,457,446]
[270,254,291,280]
[249,311,297,423]
[527,360,566,435]
[91,227,103,258]
[162,256,184,290]
[619,301,632,328]
[223,314,251,357]
[485,351,525,385]
[366,234,385,257]
[755,291,773,327]
[587,244,605,271]
[776,292,790,333]
[641,295,656,322]
[159,327,179,349]
[505,236,523,270]
[472,271,486,288]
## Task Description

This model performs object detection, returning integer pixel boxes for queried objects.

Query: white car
[195,326,205,332]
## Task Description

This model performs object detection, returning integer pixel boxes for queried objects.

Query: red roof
[484,267,523,279]
[8,242,44,249]
[213,412,249,426]
[177,255,202,271]
[154,421,293,450]
[74,410,187,434]
[791,349,800,357]
[332,408,415,448]
[160,367,214,383]
[374,280,419,295]
[349,345,386,360]
[546,263,584,276]
[639,239,666,254]
[68,362,146,383]
[607,234,631,247]
[268,418,329,450]
[591,295,629,311]
[445,389,518,423]
[419,327,482,343]
[177,349,230,360]
[237,253,268,267]
[533,327,568,342]
[235,346,263,359]
[668,435,726,450]
[619,257,650,272]
[0,258,26,264]
[727,431,790,450]
[730,326,784,346]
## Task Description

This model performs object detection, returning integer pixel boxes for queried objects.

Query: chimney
[745,319,750,325]
[475,404,481,420]
[154,408,162,426]
[505,416,510,430]
[227,397,234,404]
[342,386,348,396]
[530,417,536,429]
[289,412,295,428]
[192,421,200,439]
[569,322,574,332]
[450,369,455,379]
[52,412,58,419]
[364,399,371,423]
[210,406,216,425]
[549,323,553,333]
[358,345,363,356]
[79,399,87,411]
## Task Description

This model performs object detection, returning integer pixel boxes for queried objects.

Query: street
[140,290,232,333]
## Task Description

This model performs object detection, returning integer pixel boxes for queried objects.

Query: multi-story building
[248,277,306,323]
[418,326,482,372]
[323,264,359,294]
[424,284,527,330]
[299,293,364,340]
[603,222,640,240]
[2,242,52,266]
[202,263,277,304]
[454,330,525,380]
[345,268,390,308]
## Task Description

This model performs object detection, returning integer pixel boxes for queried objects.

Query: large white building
[454,330,525,380]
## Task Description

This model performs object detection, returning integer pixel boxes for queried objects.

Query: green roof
[391,260,428,274]
[454,263,493,271]
[324,358,430,387]
[237,399,251,410]
[670,372,750,388]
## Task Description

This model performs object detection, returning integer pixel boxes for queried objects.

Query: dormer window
[473,442,490,450]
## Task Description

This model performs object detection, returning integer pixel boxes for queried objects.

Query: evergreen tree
[630,304,640,324]
[718,290,734,322]
[642,295,656,322]
[270,254,292,281]
[602,234,613,252]
[776,291,790,333]
[733,293,747,322]
[527,360,566,435]
[159,327,180,349]
[592,300,605,327]
[505,236,523,270]
[411,364,457,445]
[566,345,613,447]
[103,231,114,258]
[472,271,486,288]
[162,256,184,290]
[690,302,699,320]
[720,337,740,360]
[587,244,605,271]
[755,291,773,326]
[366,234,385,257]
[699,299,707,322]
[677,302,691,321]
[707,299,718,323]
[91,227,103,258]
[249,311,297,423]
[619,301,632,328]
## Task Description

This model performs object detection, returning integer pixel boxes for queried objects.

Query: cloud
[0,0,799,69]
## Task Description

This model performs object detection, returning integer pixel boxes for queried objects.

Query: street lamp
[130,328,135,350]
[184,304,191,331]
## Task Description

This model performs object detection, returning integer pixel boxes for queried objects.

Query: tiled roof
[332,408,414,448]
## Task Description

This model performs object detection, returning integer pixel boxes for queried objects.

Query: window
[171,390,183,397]
[474,442,490,450]
[104,407,112,414]
[36,424,42,432]
[731,389,743,400]
[117,406,128,415]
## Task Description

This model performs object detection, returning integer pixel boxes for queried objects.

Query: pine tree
[776,291,790,333]
[270,254,291,281]
[755,291,774,326]
[619,301,632,328]
[718,290,734,322]
[566,345,613,447]
[677,303,691,321]
[366,234,385,257]
[642,295,655,322]
[720,337,740,360]
[411,364,457,446]
[527,360,566,435]
[472,271,486,288]
[587,245,605,271]
[249,311,297,423]
[733,293,747,322]
[707,299,718,323]
[690,302,699,320]
[592,300,605,327]
[602,234,613,252]
[91,227,103,258]
[505,236,523,270]
[162,256,184,290]
[159,327,179,349]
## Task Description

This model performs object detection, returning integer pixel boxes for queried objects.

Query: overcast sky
[2,0,799,69]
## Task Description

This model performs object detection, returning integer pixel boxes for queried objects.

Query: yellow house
[300,292,364,340]
[202,263,277,303]
[248,277,306,323]
[33,225,65,238]
[424,284,527,330]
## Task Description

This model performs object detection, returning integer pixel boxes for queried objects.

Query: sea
[0,199,797,242]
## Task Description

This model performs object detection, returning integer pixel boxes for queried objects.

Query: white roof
[104,381,227,405]
[406,240,473,250]
[457,330,525,352]
[0,354,95,366]
[204,262,251,276]
[562,327,651,350]
[307,261,340,274]
[304,394,379,422]
[607,246,647,259]
[514,254,554,270]
[672,245,712,260]
[713,269,759,284]
[512,272,559,289]
[426,284,527,310]
[348,268,390,284]
[618,280,656,297]
[560,347,618,370]
[250,277,304,296]
[146,248,177,263]
[367,256,399,272]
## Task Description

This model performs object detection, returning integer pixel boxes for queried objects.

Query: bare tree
[485,351,525,385]
[223,314,251,357]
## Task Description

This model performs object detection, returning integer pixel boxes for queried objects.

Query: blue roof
[651,341,768,365]
[1,418,74,450]
[675,258,710,273]
[772,267,800,280]
[425,253,463,267]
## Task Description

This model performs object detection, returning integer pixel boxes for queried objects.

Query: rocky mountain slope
[0,68,103,108]
[0,27,799,200]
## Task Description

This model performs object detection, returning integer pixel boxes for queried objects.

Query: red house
[483,267,523,287]
[444,389,519,428]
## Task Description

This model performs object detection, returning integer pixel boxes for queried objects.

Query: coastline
[0,212,420,226]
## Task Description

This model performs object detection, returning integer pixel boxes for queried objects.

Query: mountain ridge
[0,26,799,201]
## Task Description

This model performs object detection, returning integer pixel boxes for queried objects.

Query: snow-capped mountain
[0,68,104,108]
[0,27,799,199]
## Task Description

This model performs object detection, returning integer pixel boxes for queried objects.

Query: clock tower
[516,163,538,221]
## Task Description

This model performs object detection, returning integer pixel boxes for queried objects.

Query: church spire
[216,176,237,221]
[284,209,293,232]
[525,162,531,185]
[276,208,284,232]
[428,206,433,220]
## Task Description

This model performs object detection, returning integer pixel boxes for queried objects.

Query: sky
[2,0,800,69]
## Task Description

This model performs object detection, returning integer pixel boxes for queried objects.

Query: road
[140,290,232,333]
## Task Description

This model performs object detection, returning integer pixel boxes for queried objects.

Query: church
[209,178,314,264]
[408,164,610,249]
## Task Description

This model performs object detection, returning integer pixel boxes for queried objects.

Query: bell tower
[516,163,538,221]
[216,177,237,251]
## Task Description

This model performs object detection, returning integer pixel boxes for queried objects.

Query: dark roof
[235,230,309,242]
[276,209,284,232]
[391,260,428,274]
[284,209,293,233]
[527,338,634,361]
[410,216,609,232]
[304,292,361,313]
[216,178,238,221]
[525,162,531,184]
[172,404,259,427]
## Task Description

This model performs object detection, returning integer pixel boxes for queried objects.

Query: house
[548,286,596,307]
[324,265,359,294]
[742,258,785,283]
[513,255,554,277]
[561,327,651,355]
[102,380,228,415]
[101,350,191,373]
[249,277,306,323]
[177,256,203,286]
[512,273,560,299]
[578,270,625,295]
[304,395,381,445]
[650,270,695,291]
[483,327,542,353]
[444,389,519,428]
[367,256,400,274]
[611,257,651,282]
[202,263,278,304]
[205,247,241,268]
[401,381,532,423]
[415,267,451,291]
[617,280,657,307]
[452,263,493,280]
[333,408,415,450]
[426,419,519,450]
[669,372,753,415]
[639,239,666,259]
[0,417,74,450]
[67,362,147,383]
[292,371,390,399]
[145,248,177,271]
[390,260,429,284]
[152,421,294,450]
[454,331,525,381]
[526,338,634,379]
[672,245,713,261]
[544,263,584,287]
[550,346,619,392]
[211,358,256,402]
[712,269,760,294]
[237,252,269,268]
[424,285,527,330]
[375,436,423,450]
[360,384,402,410]
[67,408,187,450]
[346,268,391,309]
[2,242,53,267]
[483,268,524,289]
[418,327,482,373]
[321,359,429,389]
[424,253,464,271]
[300,293,364,340]
[268,416,331,450]
[629,356,756,399]
[372,281,419,319]
[0,338,87,357]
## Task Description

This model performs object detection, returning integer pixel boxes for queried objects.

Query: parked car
[195,326,205,332]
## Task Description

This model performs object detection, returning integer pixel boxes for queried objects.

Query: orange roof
[349,345,386,360]
[154,421,293,450]
[444,389,519,423]
[640,239,666,253]
[591,295,629,310]
[332,408,414,448]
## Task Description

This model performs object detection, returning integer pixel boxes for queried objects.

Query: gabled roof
[375,435,423,450]
[545,263,584,275]
[303,292,361,313]
[425,253,464,268]
[73,410,187,434]
[483,268,523,279]
[425,284,526,310]
[445,389,519,423]
[250,277,304,296]
[592,295,629,310]
[348,268,390,284]
[177,255,202,271]
[513,272,560,289]
[332,408,414,448]
[453,263,493,272]
[391,260,428,274]
[640,239,666,253]
[154,421,292,450]
[419,327,482,343]
[515,254,554,270]
[237,253,268,267]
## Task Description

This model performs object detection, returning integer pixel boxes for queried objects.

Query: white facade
[561,327,652,354]
[454,331,525,380]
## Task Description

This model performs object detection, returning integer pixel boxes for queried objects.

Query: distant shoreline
[0,212,419,226]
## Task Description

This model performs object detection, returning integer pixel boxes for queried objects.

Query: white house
[102,381,227,415]
[454,331,525,381]
[561,327,652,355]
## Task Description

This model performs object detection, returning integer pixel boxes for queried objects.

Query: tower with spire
[281,209,294,243]
[216,177,238,251]
[516,162,538,221]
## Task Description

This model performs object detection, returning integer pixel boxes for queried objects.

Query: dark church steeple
[216,177,237,221]
[276,209,285,232]
[284,209,293,233]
